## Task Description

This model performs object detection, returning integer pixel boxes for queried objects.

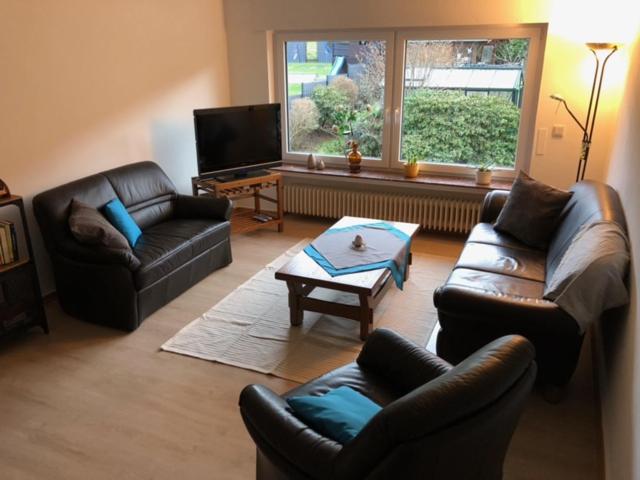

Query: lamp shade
[586,42,618,50]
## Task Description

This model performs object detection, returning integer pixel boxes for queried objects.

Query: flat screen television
[194,103,282,178]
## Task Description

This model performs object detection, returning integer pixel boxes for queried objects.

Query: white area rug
[161,240,454,383]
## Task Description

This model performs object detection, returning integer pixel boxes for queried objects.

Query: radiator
[284,184,482,234]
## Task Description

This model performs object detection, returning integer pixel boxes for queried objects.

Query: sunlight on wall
[550,0,639,45]
[549,0,639,110]
[548,0,637,108]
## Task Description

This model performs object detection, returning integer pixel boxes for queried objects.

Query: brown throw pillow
[68,199,131,251]
[494,171,573,250]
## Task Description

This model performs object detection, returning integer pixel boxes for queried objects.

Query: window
[399,38,529,169]
[278,33,394,166]
[275,26,545,177]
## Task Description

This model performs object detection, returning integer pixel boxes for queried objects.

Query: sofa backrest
[101,162,177,230]
[546,180,627,280]
[33,161,177,250]
[336,336,536,479]
[34,172,119,249]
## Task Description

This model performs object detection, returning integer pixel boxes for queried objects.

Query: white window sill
[272,164,513,193]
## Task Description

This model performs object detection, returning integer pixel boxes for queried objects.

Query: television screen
[194,103,282,177]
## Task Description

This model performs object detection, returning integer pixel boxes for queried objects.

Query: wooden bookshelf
[0,258,29,275]
[0,195,48,336]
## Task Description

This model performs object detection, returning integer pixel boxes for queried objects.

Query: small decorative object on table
[352,234,365,249]
[306,153,317,170]
[404,157,420,178]
[316,158,326,170]
[475,162,493,186]
[0,179,10,198]
[347,141,362,173]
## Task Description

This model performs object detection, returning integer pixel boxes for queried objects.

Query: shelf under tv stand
[191,171,284,234]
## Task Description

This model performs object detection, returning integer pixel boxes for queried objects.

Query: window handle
[394,108,401,126]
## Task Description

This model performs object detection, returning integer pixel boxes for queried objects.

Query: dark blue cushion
[103,198,142,247]
[286,386,382,444]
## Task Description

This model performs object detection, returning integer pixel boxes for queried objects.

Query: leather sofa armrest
[433,285,578,335]
[480,190,510,223]
[175,195,233,221]
[57,239,141,271]
[356,329,451,393]
[239,384,341,479]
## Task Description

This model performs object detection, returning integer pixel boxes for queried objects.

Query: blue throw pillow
[103,198,142,247]
[286,386,382,444]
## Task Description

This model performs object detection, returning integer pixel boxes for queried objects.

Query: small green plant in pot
[475,161,494,185]
[404,156,420,178]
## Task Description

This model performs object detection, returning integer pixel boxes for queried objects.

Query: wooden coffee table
[275,216,420,340]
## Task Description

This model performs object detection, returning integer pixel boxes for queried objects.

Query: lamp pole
[551,43,617,182]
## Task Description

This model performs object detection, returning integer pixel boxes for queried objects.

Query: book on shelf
[0,220,19,266]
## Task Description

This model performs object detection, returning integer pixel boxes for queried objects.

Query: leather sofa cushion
[444,268,545,299]
[103,162,178,230]
[467,223,532,251]
[102,161,176,208]
[133,219,230,289]
[34,174,119,245]
[455,242,546,282]
[285,363,399,408]
[434,269,576,335]
[68,199,131,251]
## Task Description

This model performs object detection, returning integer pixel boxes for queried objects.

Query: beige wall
[0,0,230,292]
[223,0,635,189]
[223,2,640,478]
[600,36,640,480]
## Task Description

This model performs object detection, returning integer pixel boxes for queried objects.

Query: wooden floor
[0,215,601,479]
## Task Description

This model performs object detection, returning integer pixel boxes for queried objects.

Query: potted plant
[404,156,420,178]
[475,161,493,185]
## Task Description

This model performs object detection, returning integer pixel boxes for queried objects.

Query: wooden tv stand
[191,171,284,234]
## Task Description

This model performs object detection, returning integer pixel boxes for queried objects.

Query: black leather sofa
[33,161,233,331]
[239,329,536,480]
[434,180,627,386]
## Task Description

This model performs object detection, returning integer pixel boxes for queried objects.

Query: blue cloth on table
[304,222,411,289]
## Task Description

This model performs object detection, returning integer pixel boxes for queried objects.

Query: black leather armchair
[33,161,233,331]
[239,329,536,480]
[434,181,627,387]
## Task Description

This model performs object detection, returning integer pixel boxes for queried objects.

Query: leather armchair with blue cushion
[33,161,233,331]
[239,329,536,480]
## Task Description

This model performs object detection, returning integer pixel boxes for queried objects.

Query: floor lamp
[550,42,618,181]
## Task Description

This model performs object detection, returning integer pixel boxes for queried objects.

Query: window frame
[273,25,546,179]
[274,30,396,169]
[390,25,546,180]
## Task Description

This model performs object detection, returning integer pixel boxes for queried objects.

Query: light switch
[552,124,565,138]
[536,128,547,155]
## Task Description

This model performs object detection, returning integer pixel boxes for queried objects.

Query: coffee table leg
[358,293,373,340]
[287,282,303,326]
[404,251,413,281]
